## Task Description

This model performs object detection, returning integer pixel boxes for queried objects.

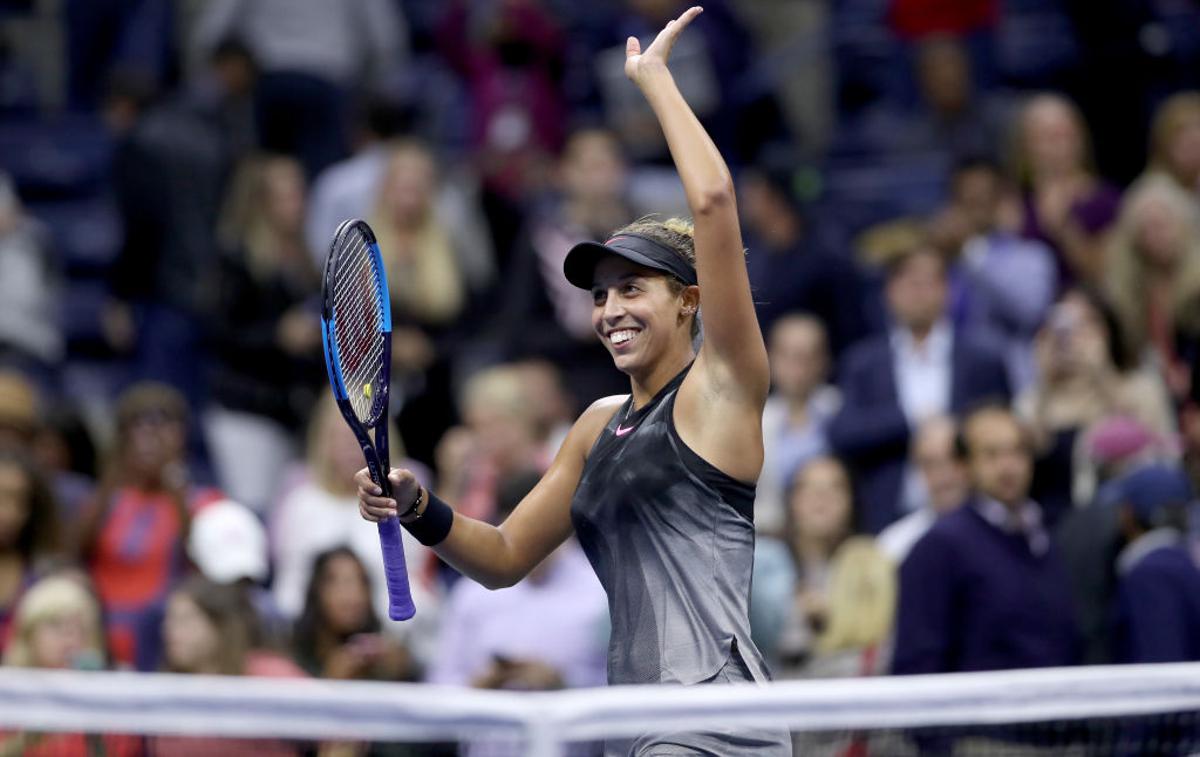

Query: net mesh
[331,227,387,424]
[1,665,1198,757]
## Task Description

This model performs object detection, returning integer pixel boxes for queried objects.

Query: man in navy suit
[828,246,1010,533]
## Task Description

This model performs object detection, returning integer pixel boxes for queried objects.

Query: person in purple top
[1014,94,1121,290]
[1111,463,1200,664]
[893,404,1079,675]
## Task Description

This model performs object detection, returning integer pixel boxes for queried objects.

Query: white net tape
[2,663,1200,755]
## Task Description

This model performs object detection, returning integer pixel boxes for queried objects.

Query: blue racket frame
[320,219,415,621]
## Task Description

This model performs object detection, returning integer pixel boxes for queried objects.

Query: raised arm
[625,7,768,401]
[357,397,621,589]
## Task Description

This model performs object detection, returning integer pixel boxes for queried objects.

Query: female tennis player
[358,7,790,754]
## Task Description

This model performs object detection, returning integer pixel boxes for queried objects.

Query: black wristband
[400,489,454,546]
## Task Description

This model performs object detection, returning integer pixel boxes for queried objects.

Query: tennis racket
[320,218,415,621]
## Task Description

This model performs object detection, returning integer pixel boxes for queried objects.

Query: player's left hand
[624,5,702,87]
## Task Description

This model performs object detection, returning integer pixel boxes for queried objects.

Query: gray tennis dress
[570,365,792,756]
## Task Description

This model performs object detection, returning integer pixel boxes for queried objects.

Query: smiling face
[590,256,696,377]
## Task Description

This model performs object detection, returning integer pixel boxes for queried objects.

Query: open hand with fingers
[357,467,421,523]
[624,5,703,87]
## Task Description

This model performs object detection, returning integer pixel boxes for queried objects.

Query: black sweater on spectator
[207,247,323,429]
[893,502,1079,675]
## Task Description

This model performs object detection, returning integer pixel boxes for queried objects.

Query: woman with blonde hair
[1144,91,1200,197]
[207,153,324,513]
[809,537,896,675]
[1104,174,1200,400]
[0,574,141,756]
[3,574,105,669]
[370,141,467,329]
[1014,93,1121,287]
[794,537,899,757]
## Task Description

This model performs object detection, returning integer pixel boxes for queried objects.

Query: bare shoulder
[564,394,627,459]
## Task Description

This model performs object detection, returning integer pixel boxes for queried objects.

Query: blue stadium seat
[25,194,122,275]
[995,0,1081,87]
[820,151,950,236]
[0,114,113,199]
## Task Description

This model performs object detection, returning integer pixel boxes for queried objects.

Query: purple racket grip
[376,516,416,620]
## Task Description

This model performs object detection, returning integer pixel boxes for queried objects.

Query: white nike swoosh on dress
[614,424,636,437]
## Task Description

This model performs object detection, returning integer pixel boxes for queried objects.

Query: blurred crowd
[2,0,1200,753]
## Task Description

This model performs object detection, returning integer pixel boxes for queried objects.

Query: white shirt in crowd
[892,320,953,426]
[270,473,440,661]
[892,321,953,512]
[877,508,938,564]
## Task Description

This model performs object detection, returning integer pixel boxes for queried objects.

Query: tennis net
[1,663,1198,755]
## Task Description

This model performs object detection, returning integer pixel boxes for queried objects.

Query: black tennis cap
[563,233,698,290]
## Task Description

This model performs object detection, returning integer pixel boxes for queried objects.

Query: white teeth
[610,329,638,345]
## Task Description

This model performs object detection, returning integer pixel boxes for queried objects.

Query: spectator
[293,547,413,681]
[845,34,1007,165]
[906,35,1007,162]
[1014,93,1121,288]
[931,157,1057,390]
[186,37,260,169]
[101,70,227,419]
[0,173,61,390]
[829,246,1010,532]
[1140,91,1200,201]
[1017,288,1176,523]
[192,0,407,177]
[892,405,1078,674]
[304,98,495,295]
[791,537,897,756]
[804,536,896,678]
[436,365,550,524]
[501,128,633,406]
[269,391,436,647]
[0,369,38,454]
[1104,175,1200,402]
[513,359,575,459]
[205,153,324,514]
[0,451,61,654]
[1111,464,1200,664]
[1057,415,1176,665]
[756,315,841,536]
[187,498,288,649]
[3,574,105,670]
[754,456,855,676]
[877,415,969,562]
[30,404,99,521]
[78,382,223,669]
[151,576,305,756]
[370,141,471,331]
[739,164,870,354]
[1,574,139,756]
[427,470,608,692]
[435,0,570,264]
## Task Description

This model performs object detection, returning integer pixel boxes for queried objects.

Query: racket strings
[332,232,387,423]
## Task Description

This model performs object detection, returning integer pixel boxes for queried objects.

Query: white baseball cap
[187,499,269,584]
